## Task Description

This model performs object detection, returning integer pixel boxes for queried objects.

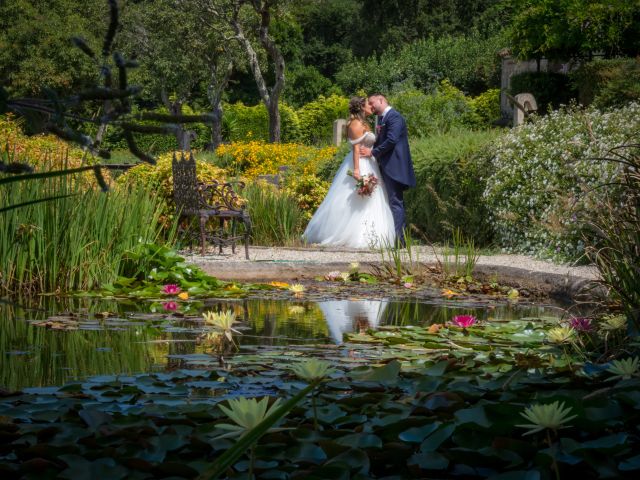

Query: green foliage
[484,103,640,261]
[571,57,640,109]
[0,176,170,294]
[390,82,472,137]
[509,71,576,113]
[406,130,499,245]
[0,0,104,97]
[284,65,342,108]
[467,88,501,126]
[243,181,305,246]
[115,152,227,217]
[223,102,302,143]
[99,104,212,153]
[283,173,330,222]
[583,144,640,332]
[509,0,640,60]
[336,32,504,96]
[297,94,349,145]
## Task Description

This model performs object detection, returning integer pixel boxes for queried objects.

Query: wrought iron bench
[172,151,251,259]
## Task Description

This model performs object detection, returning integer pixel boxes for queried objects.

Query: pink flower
[404,282,413,288]
[162,284,181,295]
[162,301,178,311]
[452,315,477,328]
[570,317,593,332]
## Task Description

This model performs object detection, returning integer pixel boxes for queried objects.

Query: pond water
[0,295,567,390]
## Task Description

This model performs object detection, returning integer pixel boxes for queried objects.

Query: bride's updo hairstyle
[348,96,370,130]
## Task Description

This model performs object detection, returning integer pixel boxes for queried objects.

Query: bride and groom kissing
[303,93,416,249]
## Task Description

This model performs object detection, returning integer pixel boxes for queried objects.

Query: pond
[1,295,566,390]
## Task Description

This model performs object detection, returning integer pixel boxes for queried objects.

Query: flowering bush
[115,152,228,222]
[215,141,336,179]
[283,173,330,221]
[0,115,110,186]
[484,103,640,261]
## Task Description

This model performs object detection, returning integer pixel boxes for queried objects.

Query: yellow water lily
[217,396,283,437]
[288,284,306,294]
[516,401,577,435]
[177,292,189,300]
[203,310,241,341]
[607,357,639,381]
[290,358,336,382]
[546,326,574,344]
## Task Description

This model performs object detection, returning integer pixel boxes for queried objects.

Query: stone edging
[193,260,603,302]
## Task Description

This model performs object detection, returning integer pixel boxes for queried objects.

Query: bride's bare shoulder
[347,119,367,139]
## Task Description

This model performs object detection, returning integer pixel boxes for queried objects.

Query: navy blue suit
[372,109,416,244]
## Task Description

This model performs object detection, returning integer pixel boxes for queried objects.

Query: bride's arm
[348,121,366,180]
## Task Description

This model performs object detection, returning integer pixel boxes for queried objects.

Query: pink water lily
[162,284,181,295]
[162,301,178,311]
[452,315,477,328]
[570,317,593,332]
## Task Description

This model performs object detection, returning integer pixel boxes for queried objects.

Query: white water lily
[350,262,360,271]
[217,396,283,437]
[339,272,350,282]
[289,284,306,294]
[607,357,639,381]
[516,401,577,435]
[290,358,336,382]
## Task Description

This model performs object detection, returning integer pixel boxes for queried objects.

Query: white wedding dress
[302,132,396,248]
[317,299,388,344]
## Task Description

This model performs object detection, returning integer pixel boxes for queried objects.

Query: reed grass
[243,181,305,246]
[0,173,172,294]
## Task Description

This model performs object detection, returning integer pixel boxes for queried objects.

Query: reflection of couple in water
[317,300,388,344]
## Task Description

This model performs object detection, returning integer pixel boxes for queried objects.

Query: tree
[201,0,288,143]
[0,0,105,98]
[509,0,640,61]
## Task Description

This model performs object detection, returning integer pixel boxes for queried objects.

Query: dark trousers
[381,171,407,246]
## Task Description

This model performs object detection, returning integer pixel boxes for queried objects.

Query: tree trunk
[162,90,193,151]
[267,99,280,144]
[209,105,223,150]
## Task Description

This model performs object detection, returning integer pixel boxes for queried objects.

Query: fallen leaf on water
[269,281,289,288]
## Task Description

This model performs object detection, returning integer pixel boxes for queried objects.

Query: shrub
[214,141,336,179]
[509,71,576,113]
[116,152,227,217]
[297,94,349,145]
[283,173,330,222]
[0,115,110,186]
[390,82,472,137]
[571,57,640,109]
[405,130,499,245]
[222,102,302,143]
[99,104,211,153]
[484,103,640,261]
[335,32,503,96]
[467,88,501,126]
[243,181,305,246]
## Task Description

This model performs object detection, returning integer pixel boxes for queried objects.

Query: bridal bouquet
[347,170,379,196]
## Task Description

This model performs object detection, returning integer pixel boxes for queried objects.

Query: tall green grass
[244,182,305,246]
[0,175,173,294]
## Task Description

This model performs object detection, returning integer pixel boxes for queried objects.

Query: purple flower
[570,317,593,332]
[452,315,477,328]
[162,301,178,311]
[162,284,181,295]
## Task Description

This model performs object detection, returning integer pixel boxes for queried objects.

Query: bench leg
[199,216,207,256]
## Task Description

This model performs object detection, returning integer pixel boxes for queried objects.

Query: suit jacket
[372,109,416,188]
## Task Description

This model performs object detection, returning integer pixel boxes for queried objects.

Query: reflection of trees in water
[0,299,156,389]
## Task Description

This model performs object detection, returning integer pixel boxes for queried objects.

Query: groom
[360,93,416,246]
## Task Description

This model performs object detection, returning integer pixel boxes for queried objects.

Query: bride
[302,97,396,248]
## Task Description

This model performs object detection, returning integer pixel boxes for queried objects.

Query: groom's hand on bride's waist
[359,146,372,157]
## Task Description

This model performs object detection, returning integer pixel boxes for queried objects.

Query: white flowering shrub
[484,103,640,261]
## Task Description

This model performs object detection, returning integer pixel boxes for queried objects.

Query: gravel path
[184,245,598,281]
